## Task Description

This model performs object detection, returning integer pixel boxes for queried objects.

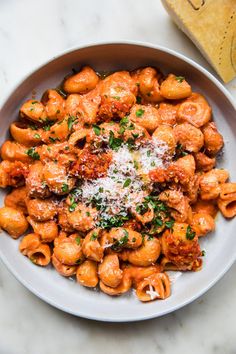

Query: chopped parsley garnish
[62,183,69,193]
[136,203,149,215]
[201,250,206,257]
[34,133,41,139]
[127,123,135,130]
[136,108,145,117]
[126,138,135,150]
[120,117,129,126]
[133,160,139,170]
[43,125,51,131]
[69,196,77,212]
[108,131,123,151]
[186,225,196,240]
[123,178,131,188]
[154,218,163,227]
[31,101,38,104]
[174,143,189,159]
[175,76,185,83]
[29,124,38,130]
[75,237,81,245]
[26,148,40,160]
[119,126,126,135]
[41,118,55,131]
[147,150,151,157]
[93,124,101,136]
[98,213,129,229]
[165,219,174,229]
[111,229,129,250]
[136,96,142,104]
[90,232,98,241]
[112,96,120,100]
[49,136,60,143]
[67,115,77,130]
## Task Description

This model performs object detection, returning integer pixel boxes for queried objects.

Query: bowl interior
[0,43,235,322]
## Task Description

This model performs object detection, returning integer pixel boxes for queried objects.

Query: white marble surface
[0,0,236,353]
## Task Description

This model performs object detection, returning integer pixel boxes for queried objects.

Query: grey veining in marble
[0,0,235,353]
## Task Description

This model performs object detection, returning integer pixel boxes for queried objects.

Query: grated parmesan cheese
[78,141,168,221]
[146,284,160,300]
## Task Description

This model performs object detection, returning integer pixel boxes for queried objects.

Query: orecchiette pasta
[76,260,99,287]
[0,206,28,238]
[217,183,236,218]
[177,93,211,127]
[0,65,235,302]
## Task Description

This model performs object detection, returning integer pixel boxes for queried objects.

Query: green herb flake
[154,218,163,227]
[43,125,51,131]
[75,237,81,245]
[86,212,90,217]
[133,160,139,170]
[186,225,196,240]
[31,101,38,104]
[136,108,145,117]
[120,117,129,126]
[62,183,69,193]
[29,124,38,130]
[119,126,125,135]
[123,178,131,188]
[112,96,120,100]
[201,250,206,257]
[175,76,185,83]
[93,124,101,136]
[165,220,174,229]
[111,230,129,250]
[136,96,142,104]
[69,201,77,212]
[108,131,123,151]
[34,133,41,139]
[49,136,60,143]
[90,232,98,241]
[67,115,77,130]
[26,148,40,160]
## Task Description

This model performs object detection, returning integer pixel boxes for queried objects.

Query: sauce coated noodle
[0,66,235,302]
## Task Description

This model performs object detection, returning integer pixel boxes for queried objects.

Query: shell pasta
[0,66,235,303]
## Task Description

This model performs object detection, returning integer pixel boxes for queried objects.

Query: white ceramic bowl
[0,42,235,322]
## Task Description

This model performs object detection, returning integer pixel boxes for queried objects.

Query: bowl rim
[0,40,235,322]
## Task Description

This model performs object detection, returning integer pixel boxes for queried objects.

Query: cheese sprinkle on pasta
[79,141,168,222]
